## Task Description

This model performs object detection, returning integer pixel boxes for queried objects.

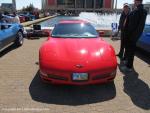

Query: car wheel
[15,31,24,47]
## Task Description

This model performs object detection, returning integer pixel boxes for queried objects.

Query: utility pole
[115,0,117,10]
[12,0,16,11]
[115,0,117,20]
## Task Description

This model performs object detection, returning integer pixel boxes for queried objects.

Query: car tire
[15,31,24,47]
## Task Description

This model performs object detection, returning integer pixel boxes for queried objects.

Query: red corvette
[39,20,117,85]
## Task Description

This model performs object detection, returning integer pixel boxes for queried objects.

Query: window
[57,0,65,5]
[96,0,103,9]
[76,0,85,8]
[86,0,94,8]
[52,23,98,38]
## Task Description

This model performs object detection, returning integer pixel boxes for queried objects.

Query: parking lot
[0,37,150,113]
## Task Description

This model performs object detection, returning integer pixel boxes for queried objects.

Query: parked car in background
[27,13,35,20]
[2,14,20,23]
[19,15,26,23]
[44,12,50,17]
[2,14,14,23]
[39,13,45,18]
[39,20,117,85]
[137,24,150,53]
[19,13,35,21]
[0,23,24,51]
[19,14,30,21]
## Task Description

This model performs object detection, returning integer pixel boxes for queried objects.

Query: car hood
[40,38,117,71]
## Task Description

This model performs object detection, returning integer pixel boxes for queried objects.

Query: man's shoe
[121,66,133,73]
[122,60,128,65]
[126,67,133,72]
[120,59,127,65]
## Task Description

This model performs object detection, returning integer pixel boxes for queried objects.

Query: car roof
[59,20,89,24]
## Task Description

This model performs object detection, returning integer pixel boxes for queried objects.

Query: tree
[21,4,35,12]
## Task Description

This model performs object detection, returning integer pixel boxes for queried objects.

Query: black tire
[15,31,24,47]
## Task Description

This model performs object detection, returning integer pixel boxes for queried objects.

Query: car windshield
[51,23,98,38]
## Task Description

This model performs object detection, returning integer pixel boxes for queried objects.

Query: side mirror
[1,25,7,30]
[2,24,11,29]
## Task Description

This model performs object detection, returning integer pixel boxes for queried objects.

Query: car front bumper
[40,70,116,85]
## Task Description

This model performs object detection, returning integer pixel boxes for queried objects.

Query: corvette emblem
[75,64,84,68]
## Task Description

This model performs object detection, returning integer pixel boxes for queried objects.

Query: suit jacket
[124,4,147,43]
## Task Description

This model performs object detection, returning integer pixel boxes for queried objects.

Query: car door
[137,25,150,52]
[141,32,150,52]
[0,25,9,49]
[0,28,4,50]
[0,24,15,49]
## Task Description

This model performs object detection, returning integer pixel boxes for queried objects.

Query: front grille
[48,74,68,81]
[92,73,111,80]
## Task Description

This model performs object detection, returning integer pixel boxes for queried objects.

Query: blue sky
[0,0,150,10]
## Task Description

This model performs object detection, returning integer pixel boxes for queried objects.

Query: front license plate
[72,73,88,81]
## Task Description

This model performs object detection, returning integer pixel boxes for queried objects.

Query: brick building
[42,0,114,13]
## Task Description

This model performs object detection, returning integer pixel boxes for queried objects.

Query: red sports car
[39,20,117,85]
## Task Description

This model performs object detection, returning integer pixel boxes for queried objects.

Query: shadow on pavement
[119,64,150,110]
[29,71,116,106]
[0,44,18,58]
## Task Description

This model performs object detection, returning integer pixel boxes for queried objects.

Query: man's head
[134,0,143,7]
[123,3,130,14]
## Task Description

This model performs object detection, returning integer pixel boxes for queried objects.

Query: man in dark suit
[123,0,147,71]
[117,3,130,60]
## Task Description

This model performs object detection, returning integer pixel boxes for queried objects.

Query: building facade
[0,0,16,12]
[129,2,150,14]
[1,3,14,11]
[42,0,114,12]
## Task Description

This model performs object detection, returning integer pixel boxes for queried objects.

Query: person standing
[117,3,130,60]
[13,12,20,23]
[123,0,147,71]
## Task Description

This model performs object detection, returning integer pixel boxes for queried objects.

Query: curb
[21,15,57,27]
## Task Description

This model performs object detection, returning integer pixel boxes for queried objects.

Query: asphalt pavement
[0,37,150,113]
